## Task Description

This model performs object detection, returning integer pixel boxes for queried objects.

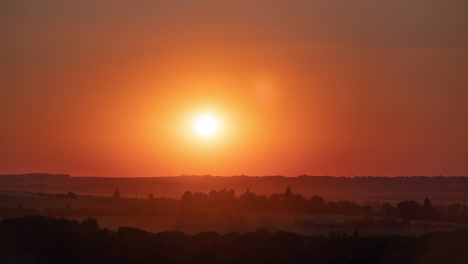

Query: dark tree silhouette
[80,218,99,231]
[112,188,121,198]
[309,195,327,213]
[66,192,77,199]
[382,202,396,218]
[397,200,421,219]
[421,198,439,221]
[2,216,467,264]
[181,191,193,202]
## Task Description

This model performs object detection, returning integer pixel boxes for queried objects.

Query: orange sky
[1,1,468,176]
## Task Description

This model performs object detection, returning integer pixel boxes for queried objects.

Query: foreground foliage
[0,216,467,264]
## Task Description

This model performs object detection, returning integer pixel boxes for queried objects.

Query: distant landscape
[1,174,467,236]
[1,175,468,263]
[1,174,467,203]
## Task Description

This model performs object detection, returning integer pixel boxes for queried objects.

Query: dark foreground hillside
[1,216,467,264]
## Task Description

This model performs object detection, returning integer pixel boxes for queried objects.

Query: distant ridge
[0,174,467,202]
[0,173,70,180]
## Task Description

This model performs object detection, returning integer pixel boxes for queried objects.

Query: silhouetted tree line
[0,216,467,264]
[380,198,468,224]
[38,191,77,199]
[181,187,372,215]
[2,188,468,225]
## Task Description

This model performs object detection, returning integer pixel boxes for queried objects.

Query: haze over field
[1,174,467,203]
[2,0,468,177]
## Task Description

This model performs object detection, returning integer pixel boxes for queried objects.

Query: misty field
[0,190,464,237]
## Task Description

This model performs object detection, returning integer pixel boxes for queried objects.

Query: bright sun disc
[195,114,219,137]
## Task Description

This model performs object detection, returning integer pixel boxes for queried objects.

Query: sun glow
[194,114,219,137]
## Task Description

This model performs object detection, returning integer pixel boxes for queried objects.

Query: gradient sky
[1,0,468,176]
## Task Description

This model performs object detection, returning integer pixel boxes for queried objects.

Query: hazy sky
[1,1,468,176]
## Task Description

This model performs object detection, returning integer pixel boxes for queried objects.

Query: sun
[194,114,219,137]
